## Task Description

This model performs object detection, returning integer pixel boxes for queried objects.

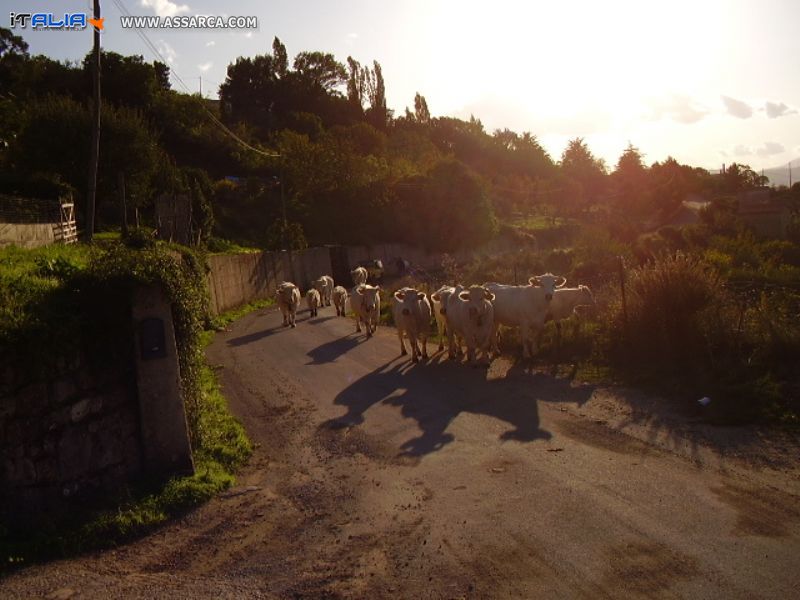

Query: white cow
[392,287,432,362]
[351,266,368,286]
[351,284,381,337]
[445,285,495,365]
[276,281,301,328]
[313,275,334,306]
[430,285,458,352]
[547,284,595,337]
[485,273,566,358]
[306,288,321,318]
[332,285,348,316]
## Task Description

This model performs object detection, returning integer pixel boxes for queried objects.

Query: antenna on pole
[790,161,793,187]
[199,75,202,98]
[85,0,101,242]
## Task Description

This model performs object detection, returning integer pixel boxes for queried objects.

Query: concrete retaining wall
[205,243,448,316]
[0,222,56,249]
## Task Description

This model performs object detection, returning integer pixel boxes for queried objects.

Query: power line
[110,0,280,158]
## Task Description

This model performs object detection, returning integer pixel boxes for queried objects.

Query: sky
[8,0,800,174]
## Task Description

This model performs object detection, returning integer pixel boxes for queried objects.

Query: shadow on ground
[321,353,596,458]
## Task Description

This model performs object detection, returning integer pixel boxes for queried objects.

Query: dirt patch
[712,480,800,537]
[315,421,420,467]
[603,541,702,596]
[556,415,659,456]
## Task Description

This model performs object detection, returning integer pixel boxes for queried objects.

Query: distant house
[737,187,790,238]
[655,193,710,230]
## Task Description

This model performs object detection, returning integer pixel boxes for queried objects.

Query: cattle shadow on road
[322,357,595,458]
[227,324,290,346]
[306,334,362,364]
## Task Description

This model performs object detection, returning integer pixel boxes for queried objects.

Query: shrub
[607,251,728,377]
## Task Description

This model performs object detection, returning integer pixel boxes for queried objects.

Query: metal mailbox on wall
[139,317,167,360]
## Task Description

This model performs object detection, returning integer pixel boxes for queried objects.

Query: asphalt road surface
[3,304,800,599]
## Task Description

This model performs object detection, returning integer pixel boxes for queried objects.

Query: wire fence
[0,195,65,224]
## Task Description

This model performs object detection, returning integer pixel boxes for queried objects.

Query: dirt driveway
[3,305,800,598]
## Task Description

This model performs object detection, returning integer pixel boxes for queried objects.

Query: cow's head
[357,284,381,312]
[394,288,425,316]
[459,286,495,323]
[529,273,566,302]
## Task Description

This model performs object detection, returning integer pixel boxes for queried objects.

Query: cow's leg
[490,323,500,356]
[420,334,428,359]
[398,330,407,355]
[436,318,445,351]
[355,314,362,332]
[447,330,458,360]
[410,335,421,363]
[520,323,531,358]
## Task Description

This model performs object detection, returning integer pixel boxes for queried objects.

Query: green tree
[560,137,607,211]
[612,143,649,213]
[394,159,498,252]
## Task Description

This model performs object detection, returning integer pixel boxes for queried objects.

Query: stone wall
[0,356,142,521]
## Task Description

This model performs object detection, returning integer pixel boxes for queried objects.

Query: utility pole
[199,75,202,98]
[790,161,793,188]
[85,0,101,242]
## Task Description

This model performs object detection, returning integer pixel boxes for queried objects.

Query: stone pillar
[132,285,194,477]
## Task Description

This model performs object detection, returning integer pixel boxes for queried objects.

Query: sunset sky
[13,0,800,173]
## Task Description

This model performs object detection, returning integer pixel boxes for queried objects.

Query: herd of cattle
[275,265,595,365]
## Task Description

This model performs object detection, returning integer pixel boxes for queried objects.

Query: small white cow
[332,285,348,316]
[485,273,566,358]
[351,266,368,286]
[276,281,301,328]
[392,287,432,362]
[351,284,381,337]
[547,284,595,338]
[306,288,321,318]
[445,285,495,366]
[313,275,334,306]
[430,285,458,352]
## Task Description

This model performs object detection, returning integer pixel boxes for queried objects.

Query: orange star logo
[89,17,104,31]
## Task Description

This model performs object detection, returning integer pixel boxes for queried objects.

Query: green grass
[209,298,275,331]
[511,215,571,231]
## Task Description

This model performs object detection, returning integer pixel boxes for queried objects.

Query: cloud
[729,142,786,158]
[140,0,189,17]
[345,32,358,46]
[156,39,177,64]
[647,94,710,124]
[205,40,216,47]
[197,62,212,72]
[721,95,753,119]
[765,101,797,119]
[756,141,785,157]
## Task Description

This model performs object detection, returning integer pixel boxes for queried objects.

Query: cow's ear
[431,292,440,301]
[556,276,567,288]
[417,292,426,301]
[459,291,470,301]
[394,291,405,301]
[529,277,541,286]
[485,290,495,302]
[356,287,364,295]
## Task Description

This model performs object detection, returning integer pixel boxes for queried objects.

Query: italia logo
[9,12,104,31]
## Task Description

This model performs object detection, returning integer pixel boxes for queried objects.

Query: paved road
[3,305,799,598]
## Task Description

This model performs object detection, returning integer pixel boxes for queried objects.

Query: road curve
[3,304,799,599]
